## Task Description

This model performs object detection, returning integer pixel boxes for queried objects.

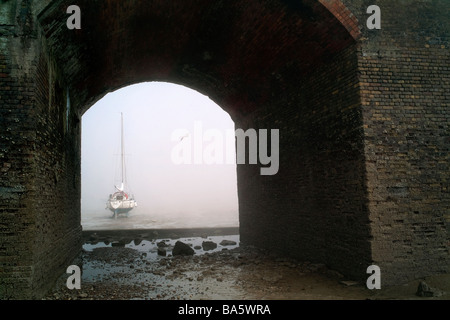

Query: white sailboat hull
[107,199,137,211]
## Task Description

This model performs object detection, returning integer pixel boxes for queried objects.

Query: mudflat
[44,228,450,300]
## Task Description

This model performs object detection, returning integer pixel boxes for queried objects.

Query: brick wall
[346,0,450,284]
[0,0,82,299]
[0,37,36,300]
[30,33,83,299]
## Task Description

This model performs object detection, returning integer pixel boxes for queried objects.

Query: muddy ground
[44,228,450,301]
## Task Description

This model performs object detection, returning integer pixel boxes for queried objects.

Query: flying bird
[179,133,190,141]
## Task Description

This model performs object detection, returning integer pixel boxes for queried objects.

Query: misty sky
[81,82,239,228]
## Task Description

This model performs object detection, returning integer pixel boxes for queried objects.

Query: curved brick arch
[318,0,362,40]
[37,0,360,118]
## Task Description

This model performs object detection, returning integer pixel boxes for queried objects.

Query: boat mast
[121,112,124,187]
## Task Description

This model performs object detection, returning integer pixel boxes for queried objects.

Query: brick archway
[2,0,449,299]
[6,0,366,298]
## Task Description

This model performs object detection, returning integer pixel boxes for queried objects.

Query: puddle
[78,234,243,299]
[83,234,240,257]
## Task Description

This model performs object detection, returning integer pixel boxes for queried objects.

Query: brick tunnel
[1,0,449,299]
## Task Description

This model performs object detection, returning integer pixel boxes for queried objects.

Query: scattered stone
[194,245,202,250]
[220,240,237,246]
[172,241,195,256]
[202,241,217,251]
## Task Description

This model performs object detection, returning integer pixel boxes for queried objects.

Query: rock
[202,241,218,251]
[157,247,167,256]
[220,240,237,246]
[157,241,167,248]
[416,281,433,297]
[79,293,88,299]
[194,245,202,250]
[111,241,125,247]
[416,281,443,297]
[340,280,359,287]
[89,233,99,241]
[172,241,195,256]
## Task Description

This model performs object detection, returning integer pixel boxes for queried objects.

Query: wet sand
[44,228,450,301]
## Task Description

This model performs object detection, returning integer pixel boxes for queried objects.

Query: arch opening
[81,82,239,231]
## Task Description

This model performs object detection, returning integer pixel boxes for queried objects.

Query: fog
[81,82,239,230]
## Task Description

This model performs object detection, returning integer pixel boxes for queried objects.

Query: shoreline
[82,226,240,242]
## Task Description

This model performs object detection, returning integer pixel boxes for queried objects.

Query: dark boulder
[220,240,237,246]
[202,241,217,251]
[416,281,443,297]
[172,241,195,256]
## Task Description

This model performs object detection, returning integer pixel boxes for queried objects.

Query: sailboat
[106,112,137,218]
